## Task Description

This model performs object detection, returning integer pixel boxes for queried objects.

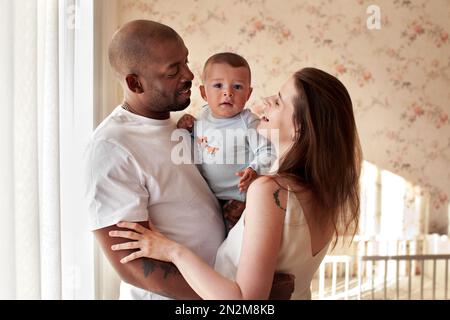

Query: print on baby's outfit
[196,135,220,156]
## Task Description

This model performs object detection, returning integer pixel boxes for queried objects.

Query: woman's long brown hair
[277,68,363,247]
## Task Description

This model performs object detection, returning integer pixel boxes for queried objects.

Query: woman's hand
[109,221,179,264]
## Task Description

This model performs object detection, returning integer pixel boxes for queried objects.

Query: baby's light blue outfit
[193,106,277,202]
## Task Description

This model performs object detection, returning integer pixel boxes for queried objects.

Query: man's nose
[181,64,194,81]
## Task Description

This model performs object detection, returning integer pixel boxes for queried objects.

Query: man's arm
[94,221,200,299]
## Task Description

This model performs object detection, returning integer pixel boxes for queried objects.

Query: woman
[109,67,362,299]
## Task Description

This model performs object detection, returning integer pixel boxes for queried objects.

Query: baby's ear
[247,87,253,100]
[199,85,208,102]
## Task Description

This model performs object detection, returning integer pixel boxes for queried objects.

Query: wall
[115,0,450,233]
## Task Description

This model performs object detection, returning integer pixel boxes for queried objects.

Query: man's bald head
[108,20,181,76]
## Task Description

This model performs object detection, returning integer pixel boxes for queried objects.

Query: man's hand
[269,273,295,300]
[236,167,258,192]
[177,114,196,132]
[222,200,246,231]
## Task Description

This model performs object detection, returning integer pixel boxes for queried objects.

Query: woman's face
[258,76,297,148]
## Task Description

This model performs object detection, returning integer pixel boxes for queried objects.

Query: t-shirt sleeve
[84,139,149,230]
[241,109,277,174]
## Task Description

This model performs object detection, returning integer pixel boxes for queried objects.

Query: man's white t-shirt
[84,106,226,300]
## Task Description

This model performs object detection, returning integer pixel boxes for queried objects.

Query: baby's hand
[223,200,246,231]
[236,167,258,192]
[177,114,196,132]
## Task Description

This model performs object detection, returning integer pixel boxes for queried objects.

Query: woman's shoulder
[248,175,279,192]
[249,175,303,192]
[247,176,291,213]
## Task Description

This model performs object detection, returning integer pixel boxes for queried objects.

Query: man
[85,19,224,299]
[85,20,293,300]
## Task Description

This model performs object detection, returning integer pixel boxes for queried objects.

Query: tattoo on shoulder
[142,259,180,279]
[273,189,287,212]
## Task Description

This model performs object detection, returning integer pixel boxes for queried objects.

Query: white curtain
[0,0,96,299]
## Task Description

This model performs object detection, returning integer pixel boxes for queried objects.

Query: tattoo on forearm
[141,259,182,299]
[142,259,156,277]
[273,189,287,212]
[160,262,180,279]
[142,259,181,279]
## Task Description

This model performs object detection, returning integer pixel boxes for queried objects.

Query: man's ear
[247,87,253,101]
[125,74,144,93]
[199,85,208,102]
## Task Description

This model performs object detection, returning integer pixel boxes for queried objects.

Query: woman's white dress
[214,188,330,299]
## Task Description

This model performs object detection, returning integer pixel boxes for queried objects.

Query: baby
[177,52,276,230]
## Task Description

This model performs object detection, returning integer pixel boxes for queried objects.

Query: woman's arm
[109,177,287,299]
[233,176,287,299]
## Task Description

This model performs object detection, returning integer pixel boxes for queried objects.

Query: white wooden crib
[311,234,450,300]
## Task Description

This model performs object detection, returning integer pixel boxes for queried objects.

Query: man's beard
[152,81,192,112]
[167,81,192,111]
[169,97,191,111]
[149,92,190,113]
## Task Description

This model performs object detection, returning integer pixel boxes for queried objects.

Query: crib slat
[433,259,436,300]
[371,261,375,299]
[421,260,424,300]
[445,259,448,300]
[384,258,388,300]
[396,259,399,299]
[345,259,350,300]
[357,259,362,300]
[408,259,412,300]
[332,261,337,296]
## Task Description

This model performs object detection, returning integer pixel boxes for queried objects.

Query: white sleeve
[84,139,149,230]
[242,109,277,174]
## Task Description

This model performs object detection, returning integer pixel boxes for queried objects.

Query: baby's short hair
[202,52,251,84]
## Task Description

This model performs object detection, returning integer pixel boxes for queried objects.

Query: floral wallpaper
[117,0,450,233]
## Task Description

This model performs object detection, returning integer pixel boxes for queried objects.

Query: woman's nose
[262,96,272,107]
[251,102,265,116]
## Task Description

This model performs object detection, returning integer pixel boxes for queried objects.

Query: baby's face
[200,63,252,118]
